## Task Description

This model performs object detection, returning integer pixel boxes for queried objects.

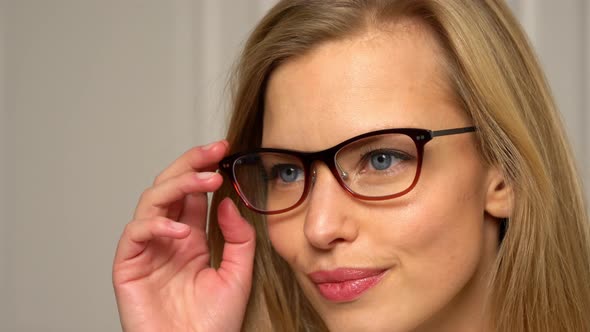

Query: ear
[485,167,513,219]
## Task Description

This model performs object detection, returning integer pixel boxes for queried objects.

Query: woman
[113,0,590,331]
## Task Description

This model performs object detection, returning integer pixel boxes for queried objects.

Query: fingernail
[196,172,216,180]
[225,198,241,215]
[169,222,188,231]
[201,141,219,150]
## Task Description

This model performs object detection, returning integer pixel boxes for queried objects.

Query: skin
[112,141,256,332]
[262,21,510,332]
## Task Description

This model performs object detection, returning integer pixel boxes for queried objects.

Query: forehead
[262,21,466,151]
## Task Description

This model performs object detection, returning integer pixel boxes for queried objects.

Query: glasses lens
[335,133,418,198]
[233,152,305,212]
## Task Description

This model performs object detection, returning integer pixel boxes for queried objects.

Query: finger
[153,140,229,185]
[114,216,191,263]
[177,192,209,230]
[216,198,256,288]
[134,171,223,220]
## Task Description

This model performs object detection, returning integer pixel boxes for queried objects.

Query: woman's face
[262,21,502,332]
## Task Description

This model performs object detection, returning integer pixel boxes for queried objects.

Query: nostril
[328,237,347,247]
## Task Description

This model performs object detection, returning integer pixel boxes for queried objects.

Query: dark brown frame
[219,126,476,215]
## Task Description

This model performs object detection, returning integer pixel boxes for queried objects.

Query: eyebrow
[260,125,406,152]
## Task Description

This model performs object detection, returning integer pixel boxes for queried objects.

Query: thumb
[216,198,256,289]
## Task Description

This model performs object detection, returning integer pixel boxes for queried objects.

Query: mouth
[308,268,388,303]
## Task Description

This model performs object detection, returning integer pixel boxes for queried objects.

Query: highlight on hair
[208,1,590,331]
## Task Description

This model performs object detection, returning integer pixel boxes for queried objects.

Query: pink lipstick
[308,268,387,302]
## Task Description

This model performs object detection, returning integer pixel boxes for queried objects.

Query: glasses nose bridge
[304,148,346,190]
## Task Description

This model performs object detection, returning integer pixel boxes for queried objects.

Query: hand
[112,140,255,332]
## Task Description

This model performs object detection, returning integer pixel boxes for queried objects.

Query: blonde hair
[209,1,590,331]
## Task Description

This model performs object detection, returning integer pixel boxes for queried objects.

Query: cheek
[383,168,489,297]
[396,195,483,269]
[266,215,304,267]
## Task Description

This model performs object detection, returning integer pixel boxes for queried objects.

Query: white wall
[508,0,589,189]
[3,2,181,330]
[0,1,587,331]
[195,0,278,144]
[586,0,590,191]
[0,1,273,331]
[528,0,588,190]
[0,0,8,329]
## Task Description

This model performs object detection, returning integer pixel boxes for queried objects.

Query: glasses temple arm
[431,126,477,138]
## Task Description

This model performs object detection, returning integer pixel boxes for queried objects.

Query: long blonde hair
[209,1,590,331]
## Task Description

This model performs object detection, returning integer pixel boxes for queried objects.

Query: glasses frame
[219,126,476,215]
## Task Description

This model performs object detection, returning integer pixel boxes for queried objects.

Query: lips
[308,268,387,302]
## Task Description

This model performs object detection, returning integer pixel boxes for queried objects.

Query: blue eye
[275,165,303,183]
[370,153,394,170]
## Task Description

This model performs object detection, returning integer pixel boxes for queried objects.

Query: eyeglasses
[219,126,476,215]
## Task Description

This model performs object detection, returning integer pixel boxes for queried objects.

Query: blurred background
[0,1,587,331]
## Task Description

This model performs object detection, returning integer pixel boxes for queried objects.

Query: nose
[303,163,360,250]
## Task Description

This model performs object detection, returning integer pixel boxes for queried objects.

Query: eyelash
[357,145,413,169]
[269,163,303,178]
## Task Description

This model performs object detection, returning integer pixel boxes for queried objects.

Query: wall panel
[0,2,8,330]
[509,0,588,196]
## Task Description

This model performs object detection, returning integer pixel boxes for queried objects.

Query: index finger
[153,140,229,185]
